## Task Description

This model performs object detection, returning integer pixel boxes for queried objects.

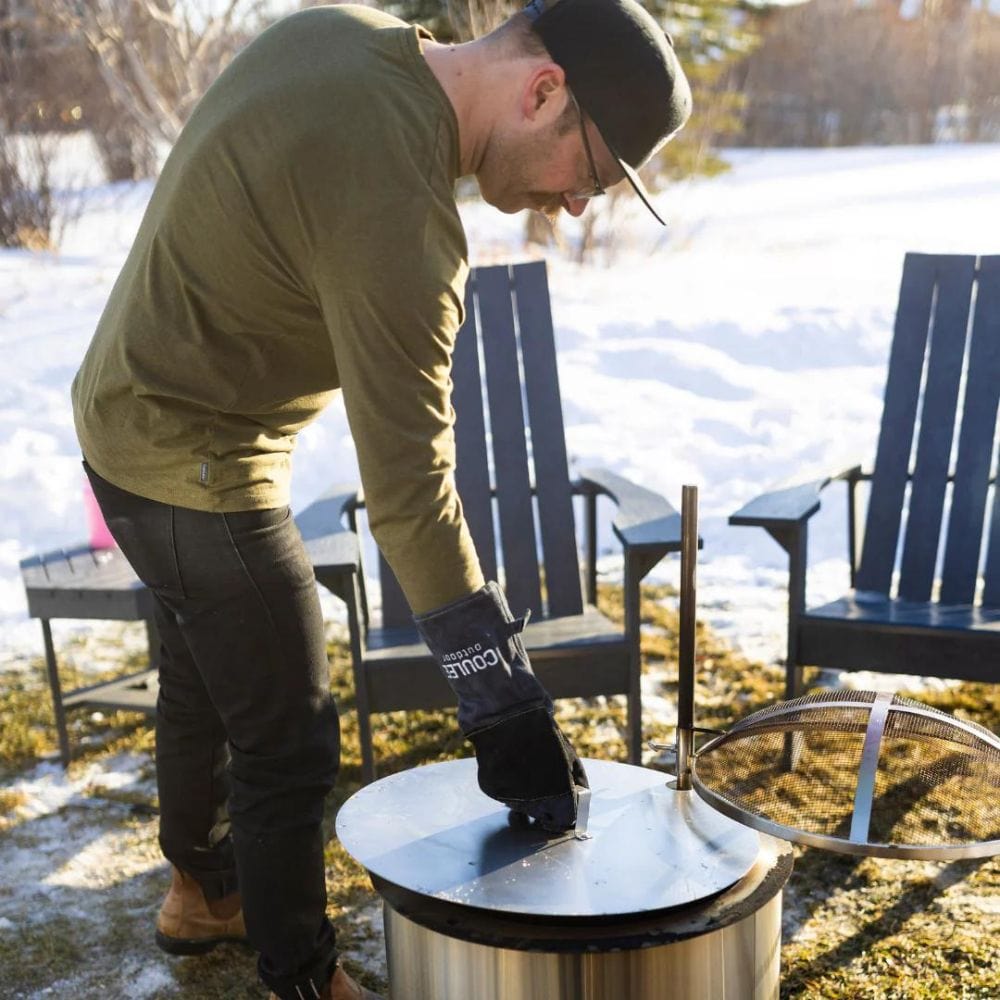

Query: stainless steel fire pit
[336,756,793,1000]
[336,484,1000,997]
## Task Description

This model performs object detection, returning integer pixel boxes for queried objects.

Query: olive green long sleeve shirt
[72,5,484,613]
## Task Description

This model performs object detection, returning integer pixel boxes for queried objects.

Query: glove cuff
[414,581,551,733]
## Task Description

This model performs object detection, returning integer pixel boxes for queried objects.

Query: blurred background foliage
[0,0,997,249]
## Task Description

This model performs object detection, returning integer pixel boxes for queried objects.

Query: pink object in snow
[83,478,116,549]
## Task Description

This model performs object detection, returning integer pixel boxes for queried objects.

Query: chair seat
[21,545,153,620]
[360,605,629,713]
[807,594,1000,631]
[799,594,1000,683]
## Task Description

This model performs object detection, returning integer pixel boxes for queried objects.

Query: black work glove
[414,581,589,833]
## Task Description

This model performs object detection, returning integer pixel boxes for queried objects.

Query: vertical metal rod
[624,553,643,764]
[676,485,698,790]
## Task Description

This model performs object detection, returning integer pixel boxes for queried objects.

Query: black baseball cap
[523,0,692,224]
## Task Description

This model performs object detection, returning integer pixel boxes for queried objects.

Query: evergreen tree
[654,0,757,179]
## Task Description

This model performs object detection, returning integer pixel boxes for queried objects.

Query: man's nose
[562,194,589,218]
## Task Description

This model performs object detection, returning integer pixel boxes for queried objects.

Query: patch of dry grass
[0,787,28,832]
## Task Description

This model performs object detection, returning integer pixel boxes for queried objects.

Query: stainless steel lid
[335,757,761,920]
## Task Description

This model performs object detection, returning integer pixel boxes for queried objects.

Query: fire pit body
[336,757,793,1000]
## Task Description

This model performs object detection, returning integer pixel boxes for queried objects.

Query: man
[72,0,690,997]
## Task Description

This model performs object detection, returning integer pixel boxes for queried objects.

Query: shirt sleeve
[314,210,485,616]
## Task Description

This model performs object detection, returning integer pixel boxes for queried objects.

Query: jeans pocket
[221,505,291,539]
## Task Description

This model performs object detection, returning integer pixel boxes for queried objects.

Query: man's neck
[422,39,493,178]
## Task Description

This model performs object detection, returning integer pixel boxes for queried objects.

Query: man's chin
[534,205,562,225]
[483,190,561,220]
[527,194,564,221]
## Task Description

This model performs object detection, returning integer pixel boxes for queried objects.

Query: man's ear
[521,63,567,123]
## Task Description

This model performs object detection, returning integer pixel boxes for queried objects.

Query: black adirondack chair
[20,495,360,767]
[315,260,684,784]
[731,253,1000,700]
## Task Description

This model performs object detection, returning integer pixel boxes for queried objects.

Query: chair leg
[780,531,808,770]
[785,660,804,702]
[145,617,162,672]
[357,701,376,786]
[40,620,72,768]
[346,576,376,784]
[782,724,804,771]
[782,626,804,770]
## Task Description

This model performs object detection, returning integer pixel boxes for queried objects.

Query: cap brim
[618,157,666,226]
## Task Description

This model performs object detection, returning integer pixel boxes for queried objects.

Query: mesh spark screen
[691,691,1000,860]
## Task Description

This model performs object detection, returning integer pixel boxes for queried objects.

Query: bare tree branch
[47,0,262,149]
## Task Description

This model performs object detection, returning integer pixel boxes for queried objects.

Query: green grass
[1,583,997,998]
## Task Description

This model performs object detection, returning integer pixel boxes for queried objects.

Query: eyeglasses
[567,89,605,201]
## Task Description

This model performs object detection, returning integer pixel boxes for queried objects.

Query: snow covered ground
[3,140,999,667]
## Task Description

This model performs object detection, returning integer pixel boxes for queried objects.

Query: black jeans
[84,463,340,1000]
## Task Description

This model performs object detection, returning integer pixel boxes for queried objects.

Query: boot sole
[155,929,252,956]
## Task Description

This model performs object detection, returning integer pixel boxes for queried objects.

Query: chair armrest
[729,465,862,529]
[577,467,683,553]
[294,484,361,581]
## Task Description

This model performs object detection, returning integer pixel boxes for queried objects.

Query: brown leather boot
[155,865,248,955]
[326,967,383,1000]
[268,965,383,1000]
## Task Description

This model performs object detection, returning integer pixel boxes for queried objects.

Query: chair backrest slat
[857,253,1000,606]
[856,253,939,595]
[452,279,499,584]
[896,256,976,602]
[378,550,412,628]
[478,265,545,618]
[513,262,584,618]
[942,255,1000,605]
[976,256,1000,608]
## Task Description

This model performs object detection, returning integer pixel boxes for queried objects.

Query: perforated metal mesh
[691,690,1000,860]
